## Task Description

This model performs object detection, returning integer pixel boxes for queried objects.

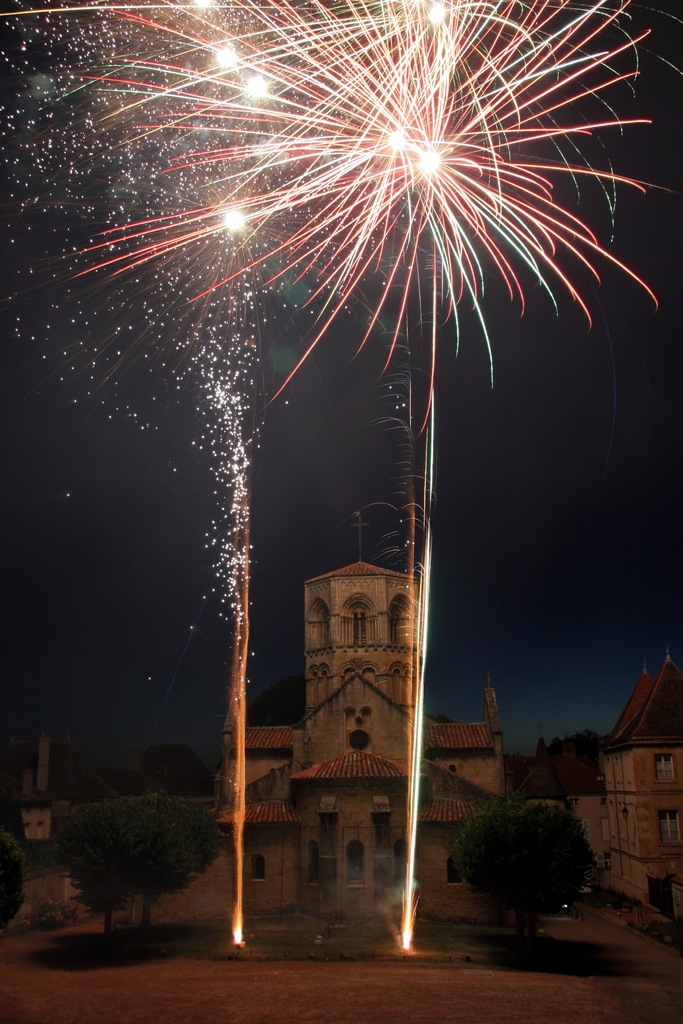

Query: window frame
[655,754,674,781]
[658,810,680,843]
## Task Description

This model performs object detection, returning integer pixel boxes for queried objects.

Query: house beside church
[602,652,683,917]
[210,561,505,924]
[506,738,611,889]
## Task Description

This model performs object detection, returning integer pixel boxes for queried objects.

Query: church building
[217,561,505,923]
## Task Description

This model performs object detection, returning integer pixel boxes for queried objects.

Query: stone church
[215,561,505,923]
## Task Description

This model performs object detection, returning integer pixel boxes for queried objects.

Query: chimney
[22,769,33,796]
[36,734,50,791]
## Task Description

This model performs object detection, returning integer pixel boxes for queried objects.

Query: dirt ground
[0,919,618,1024]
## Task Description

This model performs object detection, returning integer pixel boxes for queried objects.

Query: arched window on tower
[307,599,330,649]
[353,609,367,645]
[389,596,411,646]
[347,839,364,884]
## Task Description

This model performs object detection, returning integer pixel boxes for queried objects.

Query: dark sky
[0,3,682,768]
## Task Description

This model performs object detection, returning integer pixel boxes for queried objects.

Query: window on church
[389,597,410,645]
[251,854,265,880]
[308,840,320,884]
[320,813,336,855]
[353,611,367,645]
[308,599,330,649]
[373,813,390,853]
[447,857,461,884]
[347,839,364,884]
[394,838,406,887]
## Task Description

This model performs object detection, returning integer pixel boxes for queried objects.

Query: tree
[547,729,605,763]
[248,674,306,726]
[56,794,219,938]
[124,792,219,932]
[0,828,25,929]
[54,799,140,940]
[450,795,593,950]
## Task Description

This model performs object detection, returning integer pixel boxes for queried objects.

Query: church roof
[217,801,300,826]
[291,749,408,780]
[606,655,683,746]
[306,561,410,583]
[424,722,492,750]
[419,799,478,823]
[246,726,293,751]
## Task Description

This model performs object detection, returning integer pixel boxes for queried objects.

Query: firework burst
[2,0,669,949]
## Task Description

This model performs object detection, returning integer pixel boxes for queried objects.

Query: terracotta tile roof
[217,801,300,826]
[424,722,492,750]
[608,669,655,744]
[419,799,477,823]
[506,742,605,799]
[607,656,683,745]
[246,726,293,751]
[505,753,564,800]
[306,561,409,583]
[291,749,408,780]
[550,754,605,795]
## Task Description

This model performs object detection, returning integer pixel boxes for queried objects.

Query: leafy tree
[450,794,593,950]
[248,674,306,726]
[124,792,219,932]
[547,729,605,763]
[54,799,138,940]
[56,794,219,938]
[0,828,25,929]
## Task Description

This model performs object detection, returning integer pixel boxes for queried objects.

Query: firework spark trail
[3,0,668,950]
[402,391,435,951]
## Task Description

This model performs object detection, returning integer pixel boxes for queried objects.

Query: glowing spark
[223,209,246,231]
[418,149,441,175]
[245,75,268,98]
[428,4,447,25]
[388,130,407,152]
[215,45,238,69]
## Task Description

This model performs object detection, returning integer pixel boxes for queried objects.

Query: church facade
[217,561,505,923]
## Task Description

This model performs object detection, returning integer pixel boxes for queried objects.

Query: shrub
[24,898,79,931]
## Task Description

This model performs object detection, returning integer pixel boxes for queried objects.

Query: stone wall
[416,824,500,925]
[150,840,233,923]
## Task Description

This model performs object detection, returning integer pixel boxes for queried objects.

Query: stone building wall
[428,750,501,795]
[416,825,500,925]
[150,840,233,923]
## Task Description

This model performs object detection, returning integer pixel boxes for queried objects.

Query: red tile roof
[306,561,409,583]
[424,722,492,750]
[550,754,605,795]
[246,727,293,751]
[419,799,477,823]
[291,749,407,780]
[217,801,300,827]
[607,656,683,745]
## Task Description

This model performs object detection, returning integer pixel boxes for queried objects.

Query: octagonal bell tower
[304,561,415,714]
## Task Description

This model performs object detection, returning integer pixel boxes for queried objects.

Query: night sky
[1,3,682,769]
